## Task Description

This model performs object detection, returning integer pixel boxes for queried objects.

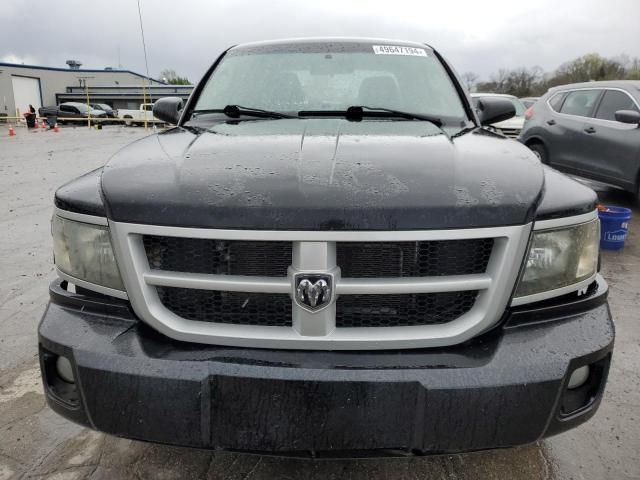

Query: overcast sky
[2,0,639,82]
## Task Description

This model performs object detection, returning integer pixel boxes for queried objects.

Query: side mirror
[614,110,640,125]
[476,97,516,126]
[153,97,183,125]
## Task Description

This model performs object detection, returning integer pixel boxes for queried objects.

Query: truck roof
[230,37,432,51]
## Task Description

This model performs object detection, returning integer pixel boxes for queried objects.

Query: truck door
[552,89,602,176]
[580,89,640,189]
[59,105,74,120]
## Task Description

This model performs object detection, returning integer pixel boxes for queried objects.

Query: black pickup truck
[40,38,613,456]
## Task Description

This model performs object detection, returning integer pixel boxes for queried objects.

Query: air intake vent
[337,239,493,278]
[336,291,479,327]
[143,236,291,277]
[157,287,292,327]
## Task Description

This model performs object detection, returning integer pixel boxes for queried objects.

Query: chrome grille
[498,128,522,139]
[110,223,532,350]
[144,237,491,328]
[144,236,493,278]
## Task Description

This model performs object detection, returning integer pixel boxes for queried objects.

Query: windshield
[192,43,467,125]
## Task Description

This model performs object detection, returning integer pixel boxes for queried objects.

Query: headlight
[514,219,599,300]
[52,215,124,291]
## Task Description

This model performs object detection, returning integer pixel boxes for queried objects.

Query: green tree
[547,53,625,86]
[160,69,191,85]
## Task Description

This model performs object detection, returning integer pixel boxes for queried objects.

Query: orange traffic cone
[8,126,15,136]
[53,123,59,133]
[41,119,46,129]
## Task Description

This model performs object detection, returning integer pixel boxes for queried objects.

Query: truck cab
[118,102,155,125]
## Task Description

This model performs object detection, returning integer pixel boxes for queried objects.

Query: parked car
[39,102,107,124]
[520,80,640,201]
[41,38,613,456]
[118,103,156,126]
[471,93,526,138]
[91,103,118,118]
[520,97,539,108]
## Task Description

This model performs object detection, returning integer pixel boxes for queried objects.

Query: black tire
[528,142,548,164]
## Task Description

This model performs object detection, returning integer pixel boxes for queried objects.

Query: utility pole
[137,0,151,130]
[77,76,95,128]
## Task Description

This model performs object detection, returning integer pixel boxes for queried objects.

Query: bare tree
[626,57,640,80]
[475,53,640,97]
[460,72,479,91]
[477,67,543,97]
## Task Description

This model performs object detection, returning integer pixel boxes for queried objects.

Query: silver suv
[520,80,640,202]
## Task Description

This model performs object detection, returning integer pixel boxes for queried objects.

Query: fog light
[56,356,75,383]
[567,365,590,389]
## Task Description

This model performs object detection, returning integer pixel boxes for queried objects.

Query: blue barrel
[598,206,632,250]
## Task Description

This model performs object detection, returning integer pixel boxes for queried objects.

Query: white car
[471,93,526,138]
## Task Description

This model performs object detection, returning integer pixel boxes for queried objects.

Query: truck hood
[101,119,544,230]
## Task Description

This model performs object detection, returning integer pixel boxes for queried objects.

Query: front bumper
[39,278,614,456]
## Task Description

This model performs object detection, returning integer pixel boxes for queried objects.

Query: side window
[60,105,72,112]
[560,90,601,117]
[548,92,567,112]
[595,90,640,121]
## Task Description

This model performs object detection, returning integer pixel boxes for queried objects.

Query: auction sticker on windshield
[372,45,428,56]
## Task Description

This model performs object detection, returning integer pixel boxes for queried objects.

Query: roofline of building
[57,93,191,100]
[0,62,166,84]
[65,85,193,90]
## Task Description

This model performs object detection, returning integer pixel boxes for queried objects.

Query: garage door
[12,75,42,115]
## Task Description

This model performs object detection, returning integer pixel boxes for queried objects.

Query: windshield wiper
[298,106,443,127]
[192,105,296,119]
[450,125,478,139]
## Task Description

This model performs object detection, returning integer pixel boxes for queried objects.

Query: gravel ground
[0,125,638,479]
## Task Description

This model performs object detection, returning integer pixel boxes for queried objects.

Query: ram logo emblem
[294,274,333,312]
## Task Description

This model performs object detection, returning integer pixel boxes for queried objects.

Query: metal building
[0,62,192,120]
[57,84,193,110]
